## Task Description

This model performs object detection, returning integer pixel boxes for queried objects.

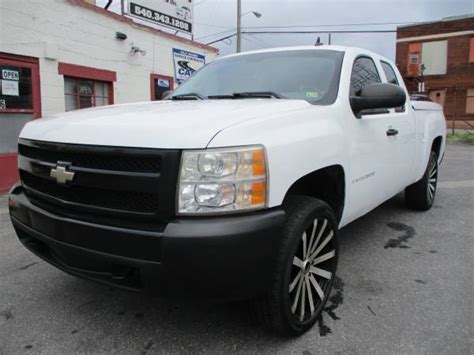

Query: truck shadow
[44,193,413,351]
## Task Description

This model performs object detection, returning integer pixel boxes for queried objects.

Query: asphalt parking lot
[0,142,473,354]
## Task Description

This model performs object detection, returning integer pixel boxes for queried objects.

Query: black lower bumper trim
[9,187,286,300]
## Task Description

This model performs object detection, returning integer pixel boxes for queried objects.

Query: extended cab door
[379,61,417,190]
[345,56,406,222]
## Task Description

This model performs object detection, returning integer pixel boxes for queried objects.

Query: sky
[98,0,473,60]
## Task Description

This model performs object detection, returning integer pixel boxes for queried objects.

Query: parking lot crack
[18,262,38,271]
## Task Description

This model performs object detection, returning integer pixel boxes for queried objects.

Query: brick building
[396,15,474,130]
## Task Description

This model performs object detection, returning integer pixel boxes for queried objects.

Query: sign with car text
[173,48,205,84]
[127,0,193,34]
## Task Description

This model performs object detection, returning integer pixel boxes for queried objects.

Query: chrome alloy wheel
[289,218,336,322]
[427,157,438,203]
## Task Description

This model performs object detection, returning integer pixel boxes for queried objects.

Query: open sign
[2,69,20,81]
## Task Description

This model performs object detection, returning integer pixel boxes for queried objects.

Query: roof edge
[397,13,474,29]
[68,0,219,53]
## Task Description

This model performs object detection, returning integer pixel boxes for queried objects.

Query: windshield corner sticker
[173,48,205,85]
[305,91,320,98]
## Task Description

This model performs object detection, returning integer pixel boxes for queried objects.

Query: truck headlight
[177,146,267,215]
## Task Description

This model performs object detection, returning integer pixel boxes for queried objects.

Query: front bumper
[9,186,285,301]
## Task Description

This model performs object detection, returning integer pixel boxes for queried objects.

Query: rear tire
[405,151,438,211]
[254,196,339,336]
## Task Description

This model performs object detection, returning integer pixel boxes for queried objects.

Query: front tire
[405,151,439,211]
[255,196,339,336]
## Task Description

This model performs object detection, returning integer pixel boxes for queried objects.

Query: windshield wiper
[207,94,235,99]
[233,91,282,98]
[171,93,205,100]
[208,91,282,99]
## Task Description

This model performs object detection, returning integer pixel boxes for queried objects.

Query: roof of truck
[217,45,387,62]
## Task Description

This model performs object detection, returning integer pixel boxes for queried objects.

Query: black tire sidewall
[423,152,438,209]
[405,150,439,211]
[279,197,339,334]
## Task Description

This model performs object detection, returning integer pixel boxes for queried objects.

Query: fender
[412,101,446,183]
[207,101,350,211]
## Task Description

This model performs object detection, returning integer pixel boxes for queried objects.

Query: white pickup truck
[9,46,446,336]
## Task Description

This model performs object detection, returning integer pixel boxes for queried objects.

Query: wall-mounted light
[116,32,127,40]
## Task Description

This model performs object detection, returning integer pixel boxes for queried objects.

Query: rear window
[381,61,399,85]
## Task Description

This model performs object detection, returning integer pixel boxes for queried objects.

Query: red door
[0,53,41,193]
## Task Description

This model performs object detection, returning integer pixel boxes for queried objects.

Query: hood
[20,99,312,149]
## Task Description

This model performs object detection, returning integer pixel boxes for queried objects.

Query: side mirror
[350,83,406,118]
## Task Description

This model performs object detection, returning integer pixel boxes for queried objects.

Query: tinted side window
[381,61,405,112]
[350,57,381,96]
[381,61,399,85]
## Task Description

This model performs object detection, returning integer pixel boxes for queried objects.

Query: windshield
[172,50,344,105]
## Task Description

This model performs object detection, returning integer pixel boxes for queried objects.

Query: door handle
[386,128,399,136]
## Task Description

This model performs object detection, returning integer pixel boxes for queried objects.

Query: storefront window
[151,74,174,101]
[64,77,110,111]
[0,66,32,110]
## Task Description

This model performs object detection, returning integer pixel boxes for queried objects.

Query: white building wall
[0,0,218,116]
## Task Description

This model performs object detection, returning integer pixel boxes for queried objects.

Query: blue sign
[173,48,205,84]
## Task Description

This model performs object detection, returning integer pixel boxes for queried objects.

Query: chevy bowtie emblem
[50,164,75,184]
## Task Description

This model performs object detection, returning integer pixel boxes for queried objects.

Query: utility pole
[236,0,242,53]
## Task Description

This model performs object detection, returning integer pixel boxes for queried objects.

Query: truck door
[345,56,401,221]
[379,61,417,190]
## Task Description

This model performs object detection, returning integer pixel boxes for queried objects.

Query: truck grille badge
[50,164,75,184]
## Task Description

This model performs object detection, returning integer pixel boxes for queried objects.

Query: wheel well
[432,136,442,157]
[283,165,345,223]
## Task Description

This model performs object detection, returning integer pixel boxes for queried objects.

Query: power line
[238,21,418,29]
[206,33,236,45]
[242,36,265,49]
[244,30,398,34]
[206,30,394,45]
[205,28,473,45]
[196,21,408,41]
[207,0,220,33]
[195,28,235,41]
[246,33,273,48]
[197,21,407,41]
[199,27,395,42]
[195,23,234,29]
[198,18,473,42]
